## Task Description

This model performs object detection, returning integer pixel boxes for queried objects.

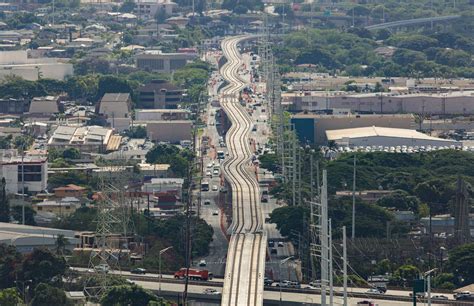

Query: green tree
[31,283,71,306]
[433,273,455,289]
[18,248,67,286]
[54,234,69,256]
[100,284,159,306]
[96,75,133,101]
[376,190,421,213]
[13,135,33,150]
[0,178,9,222]
[62,148,81,160]
[447,243,474,285]
[145,144,192,177]
[0,288,22,306]
[269,205,306,237]
[0,244,22,289]
[11,206,36,225]
[390,265,420,287]
[53,207,97,231]
[0,135,12,149]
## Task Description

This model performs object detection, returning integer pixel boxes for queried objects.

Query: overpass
[366,15,461,30]
[219,36,266,306]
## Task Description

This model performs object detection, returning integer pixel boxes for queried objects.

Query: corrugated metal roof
[106,135,122,151]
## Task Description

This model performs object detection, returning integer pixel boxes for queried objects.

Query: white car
[199,259,207,267]
[366,288,383,294]
[212,185,218,191]
[203,288,220,295]
[213,169,219,175]
[212,210,219,216]
[206,170,212,177]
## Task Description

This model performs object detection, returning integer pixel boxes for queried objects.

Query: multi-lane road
[219,36,266,306]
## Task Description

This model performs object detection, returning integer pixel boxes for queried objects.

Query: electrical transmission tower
[309,170,332,306]
[84,164,134,300]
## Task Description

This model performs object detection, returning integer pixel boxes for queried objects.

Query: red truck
[174,268,213,281]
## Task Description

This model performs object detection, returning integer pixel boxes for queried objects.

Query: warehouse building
[326,126,461,148]
[291,113,415,145]
[0,222,79,253]
[286,90,474,115]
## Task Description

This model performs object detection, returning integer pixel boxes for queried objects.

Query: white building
[48,125,114,152]
[142,178,184,195]
[326,126,462,148]
[0,50,73,81]
[0,149,48,195]
[98,93,132,132]
[134,0,177,19]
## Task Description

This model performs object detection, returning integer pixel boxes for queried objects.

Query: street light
[279,256,293,306]
[159,246,174,297]
[424,268,438,306]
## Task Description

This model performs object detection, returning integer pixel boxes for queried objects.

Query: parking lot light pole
[159,246,174,297]
[279,256,293,306]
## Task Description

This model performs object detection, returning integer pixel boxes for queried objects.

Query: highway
[219,36,266,306]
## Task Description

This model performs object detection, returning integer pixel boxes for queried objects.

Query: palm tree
[55,234,69,256]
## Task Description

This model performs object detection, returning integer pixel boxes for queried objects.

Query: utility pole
[352,153,356,239]
[343,226,348,306]
[329,218,333,306]
[320,170,329,306]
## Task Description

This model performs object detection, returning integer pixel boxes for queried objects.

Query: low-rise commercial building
[135,50,197,73]
[98,93,132,131]
[48,125,115,153]
[142,178,184,196]
[27,96,60,119]
[286,90,474,115]
[135,109,190,120]
[133,0,177,19]
[0,149,47,194]
[139,120,192,143]
[0,222,79,253]
[326,126,462,148]
[291,113,414,145]
[0,50,73,81]
[0,98,28,114]
[137,80,184,109]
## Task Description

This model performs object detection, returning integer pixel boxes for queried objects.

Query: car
[199,259,207,267]
[277,241,284,247]
[213,169,219,175]
[264,277,273,286]
[455,291,471,299]
[288,281,301,288]
[431,295,448,300]
[130,268,147,274]
[456,294,474,301]
[212,210,219,216]
[270,248,277,254]
[204,199,211,205]
[268,240,275,247]
[205,170,212,177]
[212,185,218,191]
[309,280,321,287]
[203,288,220,295]
[366,288,383,294]
[357,301,374,306]
[274,280,290,287]
[220,187,228,193]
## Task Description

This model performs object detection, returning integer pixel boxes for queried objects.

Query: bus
[201,181,209,191]
[217,150,225,160]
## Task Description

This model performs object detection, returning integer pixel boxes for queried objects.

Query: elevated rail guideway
[219,36,266,306]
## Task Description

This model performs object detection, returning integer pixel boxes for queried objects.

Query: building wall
[0,63,73,81]
[341,135,460,148]
[0,161,47,194]
[145,121,192,143]
[291,93,474,115]
[292,114,414,144]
